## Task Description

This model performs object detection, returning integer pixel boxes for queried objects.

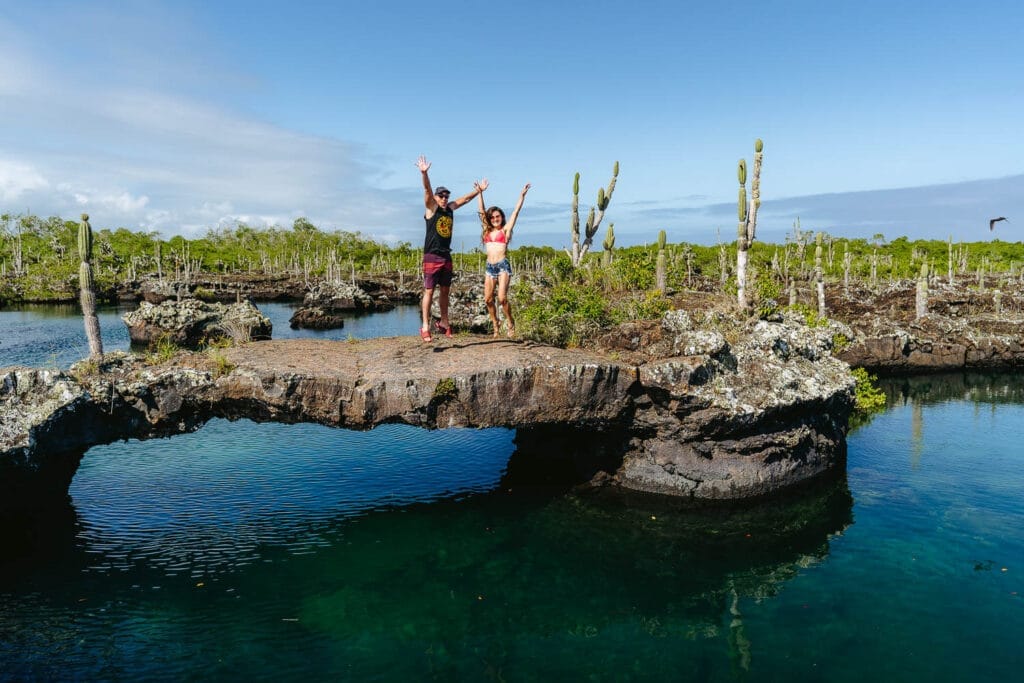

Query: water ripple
[70,419,516,576]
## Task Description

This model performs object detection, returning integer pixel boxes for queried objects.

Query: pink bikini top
[484,229,508,244]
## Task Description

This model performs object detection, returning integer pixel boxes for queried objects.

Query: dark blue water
[1,305,1022,680]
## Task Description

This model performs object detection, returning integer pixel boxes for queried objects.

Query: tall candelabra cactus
[568,162,618,267]
[735,139,763,311]
[602,224,615,267]
[78,213,104,361]
[655,229,667,292]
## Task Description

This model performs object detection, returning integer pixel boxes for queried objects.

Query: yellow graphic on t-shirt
[436,215,453,238]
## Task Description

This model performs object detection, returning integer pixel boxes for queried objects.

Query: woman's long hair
[480,206,506,242]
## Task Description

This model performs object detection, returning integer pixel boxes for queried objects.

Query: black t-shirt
[424,206,454,257]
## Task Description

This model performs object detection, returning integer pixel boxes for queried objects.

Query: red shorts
[423,254,453,289]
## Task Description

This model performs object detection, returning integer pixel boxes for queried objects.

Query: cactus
[947,235,954,286]
[78,213,104,361]
[718,243,727,285]
[156,239,163,282]
[683,244,695,287]
[571,173,580,245]
[655,229,667,292]
[738,187,747,224]
[815,232,826,316]
[842,247,852,296]
[567,162,618,266]
[602,224,615,267]
[916,262,929,320]
[735,139,763,311]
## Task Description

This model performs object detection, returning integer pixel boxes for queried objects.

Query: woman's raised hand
[477,178,490,191]
[521,183,531,196]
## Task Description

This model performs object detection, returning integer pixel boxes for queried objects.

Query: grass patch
[146,334,179,364]
[207,349,236,378]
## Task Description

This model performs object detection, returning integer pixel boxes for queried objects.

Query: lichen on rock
[122,299,272,348]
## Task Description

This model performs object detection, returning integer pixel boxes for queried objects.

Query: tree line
[2,210,1023,306]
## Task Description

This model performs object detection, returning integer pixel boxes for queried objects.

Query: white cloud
[0,23,406,239]
[0,159,49,202]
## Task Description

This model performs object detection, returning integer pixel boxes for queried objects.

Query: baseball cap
[434,186,450,196]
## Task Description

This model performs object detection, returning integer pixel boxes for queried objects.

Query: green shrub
[546,254,576,283]
[852,367,886,414]
[433,377,457,401]
[754,277,782,319]
[610,250,654,291]
[193,286,216,301]
[517,280,612,347]
[614,290,671,321]
[788,303,829,328]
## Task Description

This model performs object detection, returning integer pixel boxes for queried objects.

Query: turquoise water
[1,306,1023,680]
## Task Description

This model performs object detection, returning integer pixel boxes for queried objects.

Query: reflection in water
[282,476,854,678]
[911,401,924,468]
[880,371,1024,407]
[874,371,1024,471]
[728,587,752,674]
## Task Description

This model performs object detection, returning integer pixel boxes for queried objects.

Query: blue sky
[1,0,1021,248]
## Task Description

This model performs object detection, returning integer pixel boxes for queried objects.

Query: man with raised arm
[415,155,486,341]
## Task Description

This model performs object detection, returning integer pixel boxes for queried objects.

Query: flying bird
[989,216,1009,231]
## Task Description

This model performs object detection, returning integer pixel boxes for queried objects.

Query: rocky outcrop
[1,314,855,510]
[813,279,1024,374]
[288,306,345,330]
[137,274,307,304]
[614,312,854,498]
[122,299,273,348]
[288,282,395,330]
[303,282,378,311]
[0,358,216,508]
[835,313,1024,373]
[356,273,421,306]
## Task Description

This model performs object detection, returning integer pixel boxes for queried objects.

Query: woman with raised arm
[476,181,530,337]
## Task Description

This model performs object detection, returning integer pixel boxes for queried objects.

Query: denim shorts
[485,259,512,279]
